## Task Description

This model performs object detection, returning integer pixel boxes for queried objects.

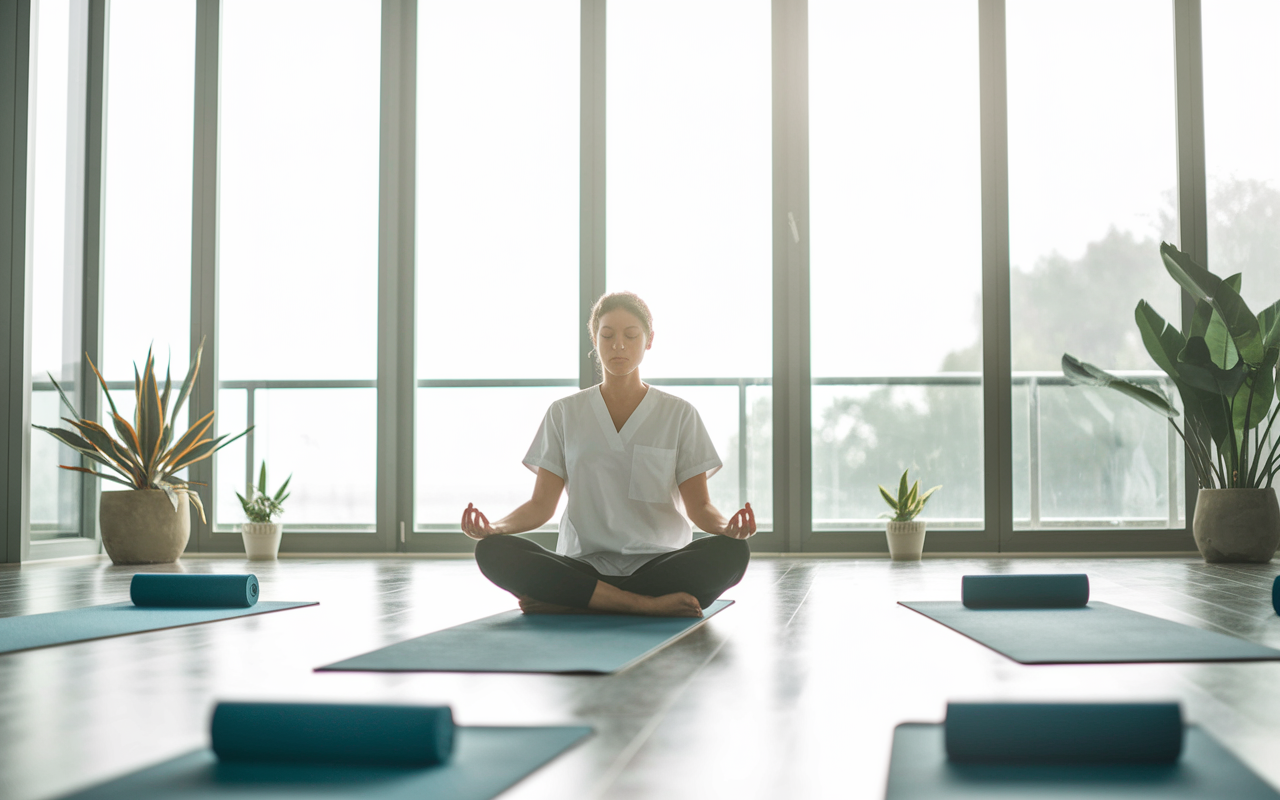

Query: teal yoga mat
[57,726,592,800]
[131,574,260,608]
[900,601,1280,664]
[0,600,316,655]
[885,723,1279,799]
[318,599,733,674]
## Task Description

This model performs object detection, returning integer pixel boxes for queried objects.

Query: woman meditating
[462,291,755,618]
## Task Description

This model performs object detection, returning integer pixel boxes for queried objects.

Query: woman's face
[596,308,652,378]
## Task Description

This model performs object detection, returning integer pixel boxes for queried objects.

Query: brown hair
[588,291,653,344]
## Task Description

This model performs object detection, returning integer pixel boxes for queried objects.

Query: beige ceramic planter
[1192,488,1280,563]
[886,520,927,561]
[99,489,190,565]
[241,522,283,561]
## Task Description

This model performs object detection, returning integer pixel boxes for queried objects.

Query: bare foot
[518,596,590,615]
[639,592,704,618]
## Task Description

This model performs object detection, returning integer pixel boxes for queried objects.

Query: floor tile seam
[585,634,733,799]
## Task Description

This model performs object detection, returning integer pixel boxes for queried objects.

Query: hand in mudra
[461,503,495,539]
[723,502,757,539]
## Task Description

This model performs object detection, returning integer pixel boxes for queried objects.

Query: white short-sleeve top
[522,385,722,576]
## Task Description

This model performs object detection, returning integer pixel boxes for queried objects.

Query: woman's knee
[705,534,751,570]
[473,534,524,579]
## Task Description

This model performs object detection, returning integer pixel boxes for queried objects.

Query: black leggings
[474,534,751,610]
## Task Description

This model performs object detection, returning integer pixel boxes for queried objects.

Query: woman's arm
[461,468,566,539]
[677,473,756,539]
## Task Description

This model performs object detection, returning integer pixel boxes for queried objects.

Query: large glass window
[1006,0,1183,529]
[1203,0,1280,313]
[101,0,194,381]
[809,0,983,530]
[414,0,579,529]
[216,0,381,529]
[607,0,773,526]
[28,0,86,538]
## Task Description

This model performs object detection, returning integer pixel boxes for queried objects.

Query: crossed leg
[473,534,750,616]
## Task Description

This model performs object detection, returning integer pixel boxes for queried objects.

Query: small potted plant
[33,340,249,564]
[236,462,291,561]
[878,469,941,561]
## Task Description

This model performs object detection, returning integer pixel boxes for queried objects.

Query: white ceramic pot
[886,520,926,561]
[100,489,191,565]
[241,522,283,561]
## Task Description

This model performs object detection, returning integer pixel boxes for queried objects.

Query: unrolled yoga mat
[318,598,733,674]
[885,705,1279,799]
[902,573,1280,664]
[0,574,315,655]
[58,726,592,800]
[900,600,1280,663]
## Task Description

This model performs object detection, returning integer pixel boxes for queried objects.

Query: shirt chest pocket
[628,445,678,504]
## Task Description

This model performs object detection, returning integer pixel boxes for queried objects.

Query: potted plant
[1063,242,1280,563]
[33,340,249,564]
[879,469,941,561]
[236,462,291,561]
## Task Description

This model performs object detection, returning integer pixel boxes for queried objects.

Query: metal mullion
[772,0,810,553]
[1,0,34,563]
[376,0,415,554]
[579,0,606,391]
[189,0,219,551]
[978,0,1011,552]
[75,0,107,550]
[1173,0,1206,533]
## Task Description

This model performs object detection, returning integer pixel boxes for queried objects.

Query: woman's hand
[723,502,756,539]
[461,503,496,539]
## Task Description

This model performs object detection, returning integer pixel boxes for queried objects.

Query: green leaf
[273,475,292,503]
[1160,242,1263,365]
[1233,347,1279,431]
[1258,299,1280,352]
[169,339,204,431]
[47,373,80,419]
[1177,336,1249,397]
[1134,301,1186,379]
[32,425,117,471]
[86,355,120,421]
[1204,308,1240,369]
[1061,354,1179,417]
[257,461,267,496]
[878,484,899,510]
[58,464,135,487]
[897,470,909,505]
[917,485,941,507]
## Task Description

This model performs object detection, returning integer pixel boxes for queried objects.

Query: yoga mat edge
[0,600,318,657]
[57,725,594,800]
[899,600,1280,664]
[316,598,733,674]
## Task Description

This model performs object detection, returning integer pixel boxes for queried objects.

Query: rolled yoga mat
[131,574,259,608]
[1273,575,1279,615]
[58,725,592,800]
[961,574,1089,609]
[944,702,1182,764]
[886,710,1280,799]
[211,702,454,767]
[318,598,734,674]
[900,574,1280,664]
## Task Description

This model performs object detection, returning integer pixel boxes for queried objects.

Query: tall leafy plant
[33,340,249,521]
[1063,242,1280,489]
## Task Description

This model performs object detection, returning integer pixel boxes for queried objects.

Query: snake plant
[1063,242,1280,489]
[236,461,291,524]
[33,339,249,521]
[879,469,941,522]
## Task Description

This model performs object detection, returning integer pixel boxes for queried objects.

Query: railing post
[738,378,747,509]
[243,385,254,499]
[1028,376,1040,529]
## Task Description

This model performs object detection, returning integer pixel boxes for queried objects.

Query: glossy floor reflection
[2,555,1279,799]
